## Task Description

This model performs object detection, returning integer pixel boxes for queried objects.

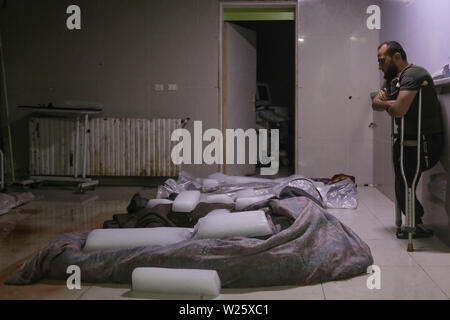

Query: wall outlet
[154,84,164,91]
[168,84,178,91]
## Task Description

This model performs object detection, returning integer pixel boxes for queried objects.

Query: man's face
[377,44,398,80]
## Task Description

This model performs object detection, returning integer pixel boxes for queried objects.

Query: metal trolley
[392,81,428,252]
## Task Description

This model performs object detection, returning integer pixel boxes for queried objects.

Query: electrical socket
[168,84,178,91]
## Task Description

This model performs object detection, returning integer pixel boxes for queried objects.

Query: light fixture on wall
[298,37,304,42]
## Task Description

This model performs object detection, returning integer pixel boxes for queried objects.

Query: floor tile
[79,283,203,300]
[339,219,393,240]
[212,284,324,300]
[364,239,418,267]
[322,266,447,300]
[358,188,395,208]
[423,267,450,298]
[0,279,90,300]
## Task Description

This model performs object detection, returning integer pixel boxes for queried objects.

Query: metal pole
[392,117,402,233]
[399,108,413,251]
[83,113,88,179]
[399,85,424,252]
[0,149,4,191]
[75,116,79,178]
[407,86,424,251]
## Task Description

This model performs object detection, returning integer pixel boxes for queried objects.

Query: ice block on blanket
[132,267,221,297]
[146,199,173,208]
[206,209,230,217]
[235,194,275,210]
[193,210,273,239]
[83,228,193,251]
[205,194,234,204]
[172,190,201,212]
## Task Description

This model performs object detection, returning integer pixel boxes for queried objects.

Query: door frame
[218,1,299,175]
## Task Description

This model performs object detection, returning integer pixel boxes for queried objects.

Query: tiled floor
[0,186,449,300]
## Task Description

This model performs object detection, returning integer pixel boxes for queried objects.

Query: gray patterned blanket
[5,197,373,288]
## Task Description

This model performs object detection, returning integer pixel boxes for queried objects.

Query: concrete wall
[375,0,450,245]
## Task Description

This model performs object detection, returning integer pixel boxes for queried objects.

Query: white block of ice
[206,209,231,217]
[205,194,234,204]
[193,210,273,239]
[235,194,275,210]
[83,228,194,251]
[132,267,221,297]
[172,191,201,212]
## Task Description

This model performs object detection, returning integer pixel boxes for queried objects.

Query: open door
[223,22,257,176]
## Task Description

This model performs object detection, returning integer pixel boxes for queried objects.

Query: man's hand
[372,89,417,117]
[372,88,390,111]
[376,88,388,101]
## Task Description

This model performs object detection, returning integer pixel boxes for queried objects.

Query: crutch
[392,118,402,235]
[398,80,428,252]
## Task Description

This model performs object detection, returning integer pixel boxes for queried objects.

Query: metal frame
[19,106,101,192]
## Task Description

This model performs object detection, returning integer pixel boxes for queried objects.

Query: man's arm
[371,88,389,111]
[372,90,417,118]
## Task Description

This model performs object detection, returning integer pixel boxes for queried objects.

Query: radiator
[29,117,182,177]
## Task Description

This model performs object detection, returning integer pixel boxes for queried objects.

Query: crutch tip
[407,243,414,252]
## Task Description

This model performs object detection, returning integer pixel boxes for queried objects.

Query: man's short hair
[378,41,407,61]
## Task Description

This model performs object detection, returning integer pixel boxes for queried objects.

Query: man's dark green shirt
[382,64,443,136]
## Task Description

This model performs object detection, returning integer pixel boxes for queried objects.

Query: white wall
[381,0,450,77]
[376,0,450,245]
[297,0,380,184]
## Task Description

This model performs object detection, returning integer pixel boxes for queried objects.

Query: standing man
[372,41,444,238]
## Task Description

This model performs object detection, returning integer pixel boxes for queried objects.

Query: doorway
[219,3,298,177]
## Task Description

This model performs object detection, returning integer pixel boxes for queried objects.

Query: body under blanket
[5,197,373,288]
